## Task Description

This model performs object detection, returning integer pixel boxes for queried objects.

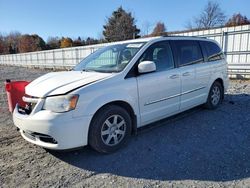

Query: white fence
[0,43,109,69]
[0,25,250,72]
[173,25,250,67]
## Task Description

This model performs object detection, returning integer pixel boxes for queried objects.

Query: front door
[136,41,181,126]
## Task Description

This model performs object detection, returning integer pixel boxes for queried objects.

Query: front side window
[203,41,224,62]
[174,40,203,66]
[74,42,145,73]
[138,41,174,72]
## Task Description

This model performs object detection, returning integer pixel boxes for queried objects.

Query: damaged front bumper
[13,104,92,150]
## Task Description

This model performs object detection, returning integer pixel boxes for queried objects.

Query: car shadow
[50,93,250,182]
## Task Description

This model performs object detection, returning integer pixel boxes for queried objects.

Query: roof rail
[162,35,207,39]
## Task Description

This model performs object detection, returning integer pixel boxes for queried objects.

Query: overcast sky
[0,0,250,41]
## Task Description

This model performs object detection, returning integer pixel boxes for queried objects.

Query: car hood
[25,71,112,97]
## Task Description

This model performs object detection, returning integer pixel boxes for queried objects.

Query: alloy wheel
[101,115,126,146]
[211,85,221,106]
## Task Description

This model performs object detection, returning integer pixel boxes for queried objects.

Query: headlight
[43,94,79,113]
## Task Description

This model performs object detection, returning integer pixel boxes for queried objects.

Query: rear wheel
[88,105,132,153]
[205,81,223,109]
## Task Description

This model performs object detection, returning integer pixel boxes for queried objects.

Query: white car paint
[13,37,229,150]
[137,68,181,126]
[25,71,113,97]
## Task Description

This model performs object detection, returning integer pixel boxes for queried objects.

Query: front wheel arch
[89,100,137,136]
[88,104,132,153]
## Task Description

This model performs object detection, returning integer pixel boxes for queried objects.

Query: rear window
[174,40,203,66]
[203,41,224,62]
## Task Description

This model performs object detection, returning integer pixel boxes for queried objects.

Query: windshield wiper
[82,69,119,73]
[82,69,96,72]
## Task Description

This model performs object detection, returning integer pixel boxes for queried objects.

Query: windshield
[74,42,145,73]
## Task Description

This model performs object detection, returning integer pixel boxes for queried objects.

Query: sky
[0,0,250,41]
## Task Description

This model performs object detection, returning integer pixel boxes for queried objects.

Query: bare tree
[141,21,153,36]
[47,37,61,49]
[185,20,195,30]
[187,1,226,29]
[5,31,21,53]
[0,34,8,54]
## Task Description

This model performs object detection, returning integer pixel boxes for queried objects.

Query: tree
[73,36,83,46]
[225,13,250,27]
[18,34,46,53]
[5,31,21,53]
[187,1,226,29]
[60,37,73,48]
[85,37,99,45]
[103,6,140,42]
[0,35,8,54]
[151,22,166,36]
[34,34,46,50]
[47,36,61,49]
[141,21,153,36]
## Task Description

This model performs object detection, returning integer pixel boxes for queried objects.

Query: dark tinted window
[174,40,203,66]
[138,41,174,72]
[204,41,224,61]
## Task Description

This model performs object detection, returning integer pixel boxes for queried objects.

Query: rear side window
[174,40,203,67]
[203,41,224,62]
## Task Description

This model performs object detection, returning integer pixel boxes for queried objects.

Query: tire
[205,81,223,109]
[88,105,132,153]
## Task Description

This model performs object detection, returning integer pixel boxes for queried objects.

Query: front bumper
[13,105,92,150]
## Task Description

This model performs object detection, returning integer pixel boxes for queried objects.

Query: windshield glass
[74,42,145,73]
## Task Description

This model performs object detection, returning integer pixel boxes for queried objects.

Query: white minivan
[13,37,228,153]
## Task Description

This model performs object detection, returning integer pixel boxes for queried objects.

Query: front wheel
[205,81,223,109]
[88,105,132,153]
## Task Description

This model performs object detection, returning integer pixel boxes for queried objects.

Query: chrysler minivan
[13,37,228,153]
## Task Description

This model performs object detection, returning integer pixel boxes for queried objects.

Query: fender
[85,91,139,116]
[72,78,141,127]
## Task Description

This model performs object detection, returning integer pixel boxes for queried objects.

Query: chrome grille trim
[22,96,40,103]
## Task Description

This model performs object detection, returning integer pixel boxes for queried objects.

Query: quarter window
[174,40,203,66]
[204,41,224,62]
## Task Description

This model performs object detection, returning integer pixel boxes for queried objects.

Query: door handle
[169,74,179,79]
[182,72,190,76]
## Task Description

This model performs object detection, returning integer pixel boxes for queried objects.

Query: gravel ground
[0,65,250,188]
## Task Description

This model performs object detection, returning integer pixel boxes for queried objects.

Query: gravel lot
[0,65,250,188]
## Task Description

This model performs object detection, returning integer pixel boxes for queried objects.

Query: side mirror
[138,61,156,74]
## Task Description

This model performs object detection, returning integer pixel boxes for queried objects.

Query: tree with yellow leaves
[60,37,73,48]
